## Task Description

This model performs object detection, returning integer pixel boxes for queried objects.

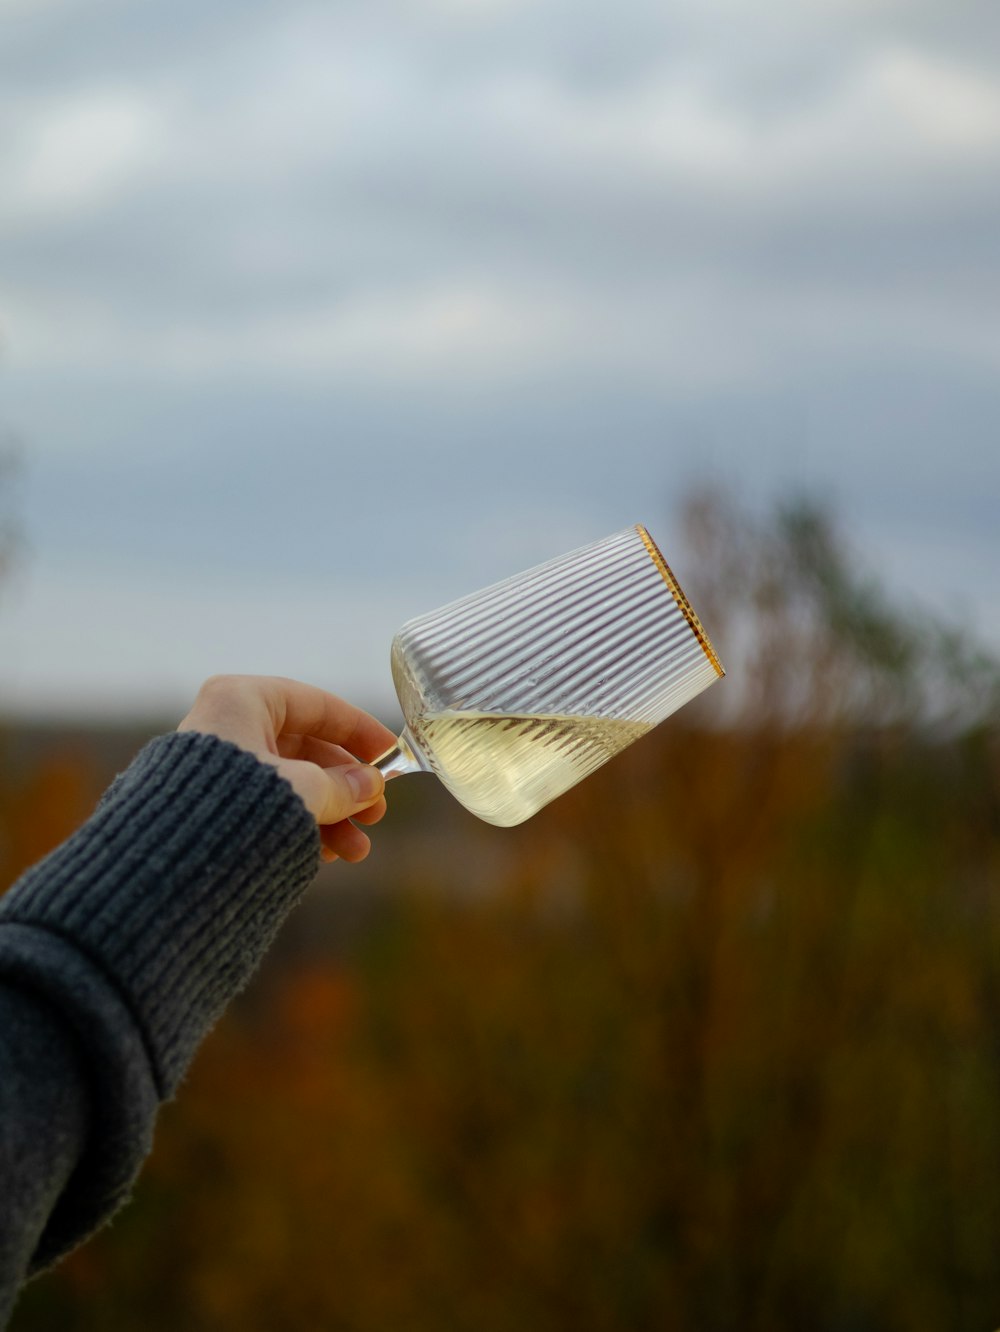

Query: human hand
[177,675,395,864]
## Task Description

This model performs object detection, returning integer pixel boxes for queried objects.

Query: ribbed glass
[378,524,724,826]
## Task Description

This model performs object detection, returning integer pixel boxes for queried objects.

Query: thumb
[277,758,384,825]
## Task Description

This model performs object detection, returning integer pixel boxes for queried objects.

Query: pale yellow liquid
[409,711,650,827]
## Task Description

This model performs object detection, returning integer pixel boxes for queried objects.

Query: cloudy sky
[1,0,998,723]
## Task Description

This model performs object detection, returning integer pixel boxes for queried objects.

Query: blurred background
[2,0,1000,1328]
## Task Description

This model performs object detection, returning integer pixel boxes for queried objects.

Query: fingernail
[345,765,382,804]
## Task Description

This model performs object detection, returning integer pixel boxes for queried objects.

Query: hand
[177,675,395,864]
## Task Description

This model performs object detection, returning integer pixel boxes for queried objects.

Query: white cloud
[403,0,529,16]
[1,0,84,14]
[480,43,1000,197]
[0,87,163,224]
[2,0,1000,721]
[203,283,580,380]
[0,279,584,381]
[867,46,1000,150]
[6,255,998,398]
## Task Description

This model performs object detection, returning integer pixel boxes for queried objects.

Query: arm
[0,984,92,1329]
[0,677,393,1326]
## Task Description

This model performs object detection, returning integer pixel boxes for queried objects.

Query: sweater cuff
[0,731,320,1097]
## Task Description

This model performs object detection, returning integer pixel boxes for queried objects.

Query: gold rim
[636,524,725,678]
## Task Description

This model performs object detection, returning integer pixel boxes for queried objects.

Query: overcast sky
[1,0,998,723]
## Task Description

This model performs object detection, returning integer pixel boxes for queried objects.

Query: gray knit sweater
[0,730,320,1328]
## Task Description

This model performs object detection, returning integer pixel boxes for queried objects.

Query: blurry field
[3,493,999,1332]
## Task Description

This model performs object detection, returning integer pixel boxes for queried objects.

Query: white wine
[408,711,650,827]
[377,525,723,823]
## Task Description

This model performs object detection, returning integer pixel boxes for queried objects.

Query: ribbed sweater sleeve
[0,730,320,1317]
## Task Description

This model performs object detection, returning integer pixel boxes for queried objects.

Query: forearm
[0,731,320,1306]
[0,985,89,1330]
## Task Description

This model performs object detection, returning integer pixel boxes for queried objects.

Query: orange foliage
[0,749,100,890]
[7,494,1000,1330]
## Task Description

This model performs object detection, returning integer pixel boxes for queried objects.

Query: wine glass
[375,524,724,825]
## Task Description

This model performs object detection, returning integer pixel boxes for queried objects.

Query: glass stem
[373,728,425,780]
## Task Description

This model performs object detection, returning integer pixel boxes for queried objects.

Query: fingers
[351,796,387,826]
[260,677,397,761]
[275,754,385,827]
[276,735,358,768]
[277,735,388,823]
[320,819,372,864]
[181,677,396,762]
[179,676,395,865]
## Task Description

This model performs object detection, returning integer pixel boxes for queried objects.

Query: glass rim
[636,524,725,679]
